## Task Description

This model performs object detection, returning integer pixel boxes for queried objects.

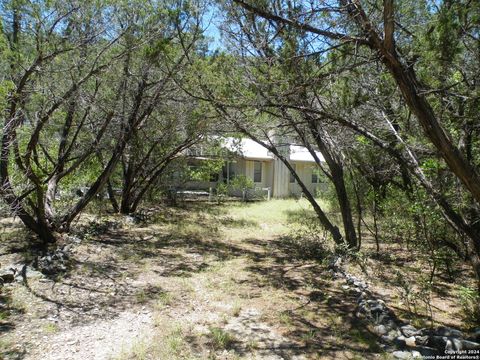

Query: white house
[185,137,325,198]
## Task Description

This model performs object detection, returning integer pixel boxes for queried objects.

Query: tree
[225,0,480,291]
[0,0,205,245]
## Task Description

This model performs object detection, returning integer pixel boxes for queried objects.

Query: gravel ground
[26,309,154,360]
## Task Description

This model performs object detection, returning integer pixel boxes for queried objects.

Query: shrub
[208,327,235,350]
[457,286,480,327]
[284,218,331,261]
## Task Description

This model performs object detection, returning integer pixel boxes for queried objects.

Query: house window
[312,170,318,184]
[253,161,262,183]
[290,164,296,183]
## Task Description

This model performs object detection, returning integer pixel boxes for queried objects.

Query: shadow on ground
[2,202,458,359]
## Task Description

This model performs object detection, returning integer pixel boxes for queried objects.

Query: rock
[392,350,413,359]
[351,287,362,294]
[436,326,463,338]
[452,338,464,350]
[405,336,416,347]
[374,325,389,336]
[445,338,454,351]
[375,313,390,325]
[411,350,422,358]
[367,300,385,314]
[0,271,14,284]
[329,256,342,269]
[384,319,397,329]
[401,325,419,337]
[414,335,429,346]
[395,335,406,347]
[459,339,480,350]
[36,248,71,275]
[427,335,449,350]
[359,291,368,299]
[414,346,439,357]
[382,334,395,342]
[26,267,43,279]
[355,311,365,319]
[427,336,480,352]
[125,216,136,224]
[67,235,82,244]
[389,329,401,338]
[470,328,480,342]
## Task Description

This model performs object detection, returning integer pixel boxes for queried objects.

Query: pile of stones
[329,256,480,359]
[1,237,80,283]
[0,263,43,284]
[35,245,73,275]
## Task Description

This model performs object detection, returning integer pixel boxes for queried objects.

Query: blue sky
[202,3,224,51]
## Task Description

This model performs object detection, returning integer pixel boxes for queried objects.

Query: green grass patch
[208,327,235,350]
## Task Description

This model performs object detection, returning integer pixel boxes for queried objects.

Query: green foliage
[188,159,223,182]
[216,182,228,196]
[228,175,254,190]
[457,286,480,327]
[285,217,330,261]
[208,327,235,350]
[0,80,14,116]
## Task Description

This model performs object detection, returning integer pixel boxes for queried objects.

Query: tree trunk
[331,165,357,248]
[106,180,120,213]
[373,188,380,254]
[282,158,343,244]
[351,172,363,250]
[35,223,57,247]
[120,183,134,214]
[45,175,59,223]
[120,196,134,214]
[342,0,480,205]
[309,121,357,248]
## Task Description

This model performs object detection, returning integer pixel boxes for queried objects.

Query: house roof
[222,138,273,161]
[222,137,324,163]
[290,145,325,163]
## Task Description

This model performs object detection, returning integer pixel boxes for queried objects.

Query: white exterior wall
[272,158,290,197]
[244,160,273,189]
[273,161,320,198]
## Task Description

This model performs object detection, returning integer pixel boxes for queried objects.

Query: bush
[457,286,480,327]
[228,175,254,191]
[284,218,331,261]
[208,327,235,350]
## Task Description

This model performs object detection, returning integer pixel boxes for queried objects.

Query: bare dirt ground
[0,200,470,360]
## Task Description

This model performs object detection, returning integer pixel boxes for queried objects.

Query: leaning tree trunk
[330,165,358,248]
[308,120,358,248]
[339,0,480,206]
[233,125,344,244]
[106,180,120,213]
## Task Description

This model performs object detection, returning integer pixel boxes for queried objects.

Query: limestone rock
[374,324,388,336]
[405,336,416,347]
[459,339,480,350]
[436,326,463,338]
[401,325,419,338]
[392,350,413,359]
